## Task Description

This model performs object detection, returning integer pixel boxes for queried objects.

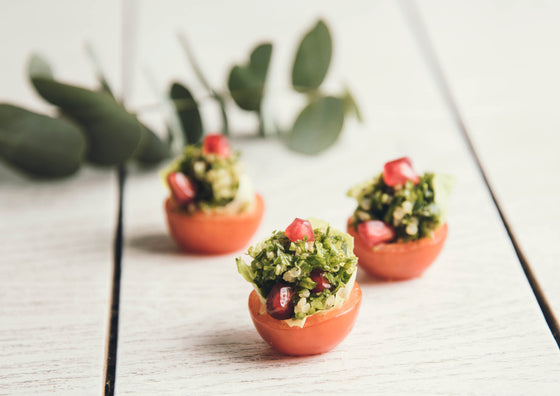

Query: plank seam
[398,0,560,349]
[104,166,126,395]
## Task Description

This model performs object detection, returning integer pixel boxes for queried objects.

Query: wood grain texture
[115,1,560,394]
[0,1,120,393]
[417,0,560,326]
[0,168,115,394]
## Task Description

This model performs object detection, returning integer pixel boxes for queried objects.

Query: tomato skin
[248,282,362,356]
[202,134,231,157]
[383,157,420,186]
[348,219,447,280]
[165,194,264,254]
[285,218,315,242]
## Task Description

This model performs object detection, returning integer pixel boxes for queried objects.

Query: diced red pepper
[285,218,315,242]
[202,133,231,157]
[383,157,420,186]
[167,171,196,206]
[357,220,395,247]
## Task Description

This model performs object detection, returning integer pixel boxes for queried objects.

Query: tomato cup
[347,219,448,280]
[165,194,264,254]
[248,282,362,356]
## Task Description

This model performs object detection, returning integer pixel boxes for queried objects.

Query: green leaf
[0,104,86,177]
[287,96,345,155]
[28,53,54,80]
[169,82,203,145]
[228,43,272,112]
[135,124,171,165]
[292,20,332,93]
[30,76,167,165]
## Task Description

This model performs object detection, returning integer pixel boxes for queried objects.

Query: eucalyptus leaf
[228,43,272,111]
[287,96,344,155]
[28,54,53,79]
[170,82,203,145]
[292,20,332,93]
[30,76,167,165]
[0,104,86,177]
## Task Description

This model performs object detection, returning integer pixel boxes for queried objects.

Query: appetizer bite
[164,134,264,254]
[237,218,361,356]
[347,157,454,280]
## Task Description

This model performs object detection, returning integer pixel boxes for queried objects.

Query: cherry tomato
[310,269,331,293]
[165,194,264,254]
[202,134,231,157]
[248,282,362,356]
[348,218,447,280]
[285,218,315,242]
[167,171,196,206]
[357,220,395,247]
[266,284,296,320]
[383,157,419,186]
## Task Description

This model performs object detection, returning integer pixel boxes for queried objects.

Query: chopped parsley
[164,145,245,212]
[237,219,358,321]
[347,173,454,242]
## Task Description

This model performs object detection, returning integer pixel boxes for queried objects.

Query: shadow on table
[191,326,319,364]
[127,232,183,255]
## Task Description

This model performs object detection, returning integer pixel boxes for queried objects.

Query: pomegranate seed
[382,157,420,186]
[285,218,315,242]
[310,269,331,293]
[167,172,196,206]
[266,283,295,320]
[358,220,395,247]
[202,133,231,157]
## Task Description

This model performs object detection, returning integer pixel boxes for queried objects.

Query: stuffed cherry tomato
[163,134,264,254]
[237,218,361,356]
[347,157,454,280]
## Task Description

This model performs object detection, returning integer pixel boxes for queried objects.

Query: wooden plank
[0,169,116,394]
[0,1,119,393]
[116,0,560,393]
[416,0,560,332]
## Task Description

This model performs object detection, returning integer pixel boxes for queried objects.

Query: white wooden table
[1,1,559,394]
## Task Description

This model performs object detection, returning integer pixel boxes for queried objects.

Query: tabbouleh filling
[237,219,357,324]
[347,172,453,242]
[164,145,252,213]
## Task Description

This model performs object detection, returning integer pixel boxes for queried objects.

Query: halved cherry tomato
[357,220,395,247]
[348,219,447,280]
[383,157,419,186]
[202,134,231,157]
[285,218,315,242]
[167,171,197,206]
[248,282,362,356]
[165,194,264,254]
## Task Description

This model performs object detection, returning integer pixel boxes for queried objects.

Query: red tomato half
[348,218,448,280]
[249,282,362,356]
[165,194,264,254]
